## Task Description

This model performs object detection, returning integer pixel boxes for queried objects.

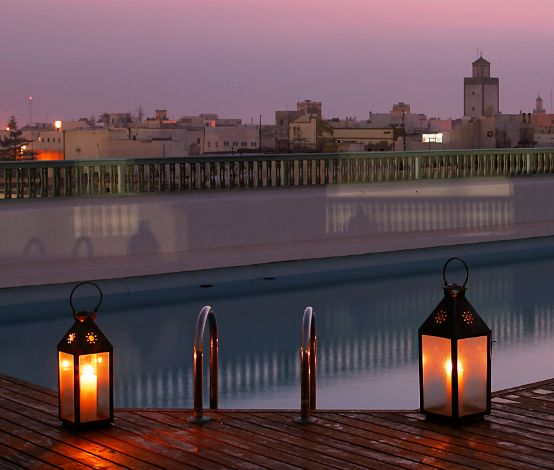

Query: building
[289,115,403,153]
[392,102,410,114]
[464,56,499,119]
[275,110,304,128]
[297,100,322,118]
[109,113,135,128]
[155,110,168,121]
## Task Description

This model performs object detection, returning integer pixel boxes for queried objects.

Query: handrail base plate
[188,416,210,423]
[294,416,317,424]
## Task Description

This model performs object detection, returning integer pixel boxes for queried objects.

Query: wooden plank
[0,422,104,470]
[376,410,554,469]
[0,433,67,470]
[172,410,412,470]
[279,411,504,470]
[234,411,440,469]
[492,378,554,396]
[0,383,59,415]
[0,373,57,398]
[0,398,174,470]
[0,377,59,407]
[143,409,365,470]
[100,415,263,470]
[4,372,554,470]
[0,455,29,470]
[334,411,554,470]
[118,410,291,470]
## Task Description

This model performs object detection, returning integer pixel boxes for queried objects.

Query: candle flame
[62,360,70,369]
[445,360,463,373]
[82,365,95,376]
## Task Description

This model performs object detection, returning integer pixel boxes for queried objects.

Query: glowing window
[422,134,443,143]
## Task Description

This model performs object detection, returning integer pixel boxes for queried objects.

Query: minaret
[464,55,499,118]
[533,94,545,114]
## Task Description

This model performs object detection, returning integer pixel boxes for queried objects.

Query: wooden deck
[3,373,554,469]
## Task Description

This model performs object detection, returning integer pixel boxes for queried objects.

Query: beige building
[289,115,403,153]
[64,129,195,160]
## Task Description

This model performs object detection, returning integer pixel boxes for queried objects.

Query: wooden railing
[2,148,554,200]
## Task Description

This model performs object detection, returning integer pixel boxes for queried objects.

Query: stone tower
[533,94,546,114]
[464,56,499,118]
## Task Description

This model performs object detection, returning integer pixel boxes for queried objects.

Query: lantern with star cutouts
[57,282,113,431]
[419,258,492,424]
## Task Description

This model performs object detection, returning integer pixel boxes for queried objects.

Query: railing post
[284,158,290,186]
[189,306,218,423]
[527,153,533,175]
[415,155,422,181]
[295,307,317,424]
[118,164,126,194]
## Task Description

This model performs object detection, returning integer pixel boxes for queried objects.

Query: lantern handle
[70,282,103,314]
[443,257,469,288]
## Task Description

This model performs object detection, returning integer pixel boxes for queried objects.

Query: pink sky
[2,0,553,126]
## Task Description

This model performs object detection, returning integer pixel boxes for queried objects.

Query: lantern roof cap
[419,258,491,339]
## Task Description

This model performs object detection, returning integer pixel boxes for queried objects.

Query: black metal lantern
[58,282,113,431]
[419,258,492,424]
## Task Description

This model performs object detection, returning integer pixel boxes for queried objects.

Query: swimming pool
[2,237,554,410]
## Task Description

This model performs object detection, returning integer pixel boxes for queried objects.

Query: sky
[2,0,553,126]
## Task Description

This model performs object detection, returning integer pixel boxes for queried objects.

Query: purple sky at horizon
[2,0,553,126]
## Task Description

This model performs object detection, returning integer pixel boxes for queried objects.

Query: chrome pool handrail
[295,307,317,424]
[189,306,218,423]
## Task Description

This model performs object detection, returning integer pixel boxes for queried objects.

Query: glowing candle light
[458,361,464,415]
[445,360,452,413]
[80,365,97,422]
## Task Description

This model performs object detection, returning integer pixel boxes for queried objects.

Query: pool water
[2,238,554,410]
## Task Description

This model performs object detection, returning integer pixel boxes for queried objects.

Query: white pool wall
[1,175,554,288]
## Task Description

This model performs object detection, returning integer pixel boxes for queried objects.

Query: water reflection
[2,245,554,410]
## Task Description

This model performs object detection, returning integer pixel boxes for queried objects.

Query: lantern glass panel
[422,335,452,416]
[79,353,110,423]
[458,336,488,416]
[59,351,74,422]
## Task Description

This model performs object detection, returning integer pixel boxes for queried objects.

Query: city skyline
[2,0,553,126]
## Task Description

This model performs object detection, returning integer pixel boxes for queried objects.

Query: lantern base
[61,418,113,432]
[420,409,489,425]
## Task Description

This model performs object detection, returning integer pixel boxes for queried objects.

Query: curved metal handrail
[295,307,317,424]
[188,306,218,423]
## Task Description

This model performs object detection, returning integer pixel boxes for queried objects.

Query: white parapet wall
[1,175,554,289]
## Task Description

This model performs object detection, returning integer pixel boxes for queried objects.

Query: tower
[533,94,545,114]
[464,56,499,118]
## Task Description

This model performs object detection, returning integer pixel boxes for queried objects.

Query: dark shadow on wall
[127,220,160,255]
[23,238,46,262]
[72,236,94,259]
[346,206,378,235]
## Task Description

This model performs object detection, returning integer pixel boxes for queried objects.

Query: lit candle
[80,365,97,422]
[445,360,452,413]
